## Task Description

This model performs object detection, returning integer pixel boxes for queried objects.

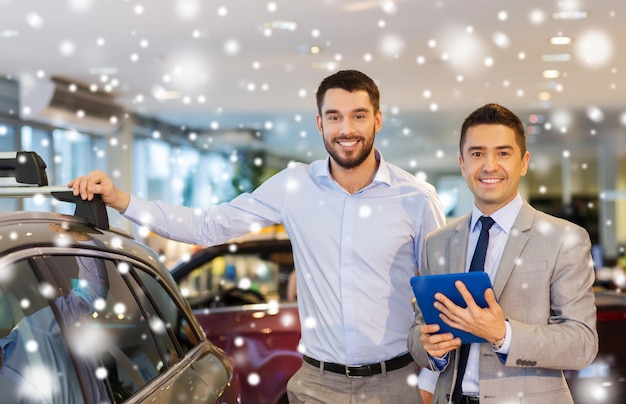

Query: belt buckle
[345,366,363,378]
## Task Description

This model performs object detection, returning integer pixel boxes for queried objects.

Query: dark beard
[322,129,375,170]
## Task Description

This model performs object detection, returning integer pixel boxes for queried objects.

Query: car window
[131,269,201,358]
[0,253,195,403]
[178,252,285,302]
[0,258,101,402]
[0,260,49,338]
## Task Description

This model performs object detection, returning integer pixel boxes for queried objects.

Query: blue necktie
[469,216,495,272]
[452,216,495,403]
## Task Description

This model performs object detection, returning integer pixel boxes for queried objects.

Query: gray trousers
[287,359,423,403]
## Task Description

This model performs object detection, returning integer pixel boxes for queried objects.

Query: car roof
[594,289,626,309]
[170,237,293,281]
[0,210,161,266]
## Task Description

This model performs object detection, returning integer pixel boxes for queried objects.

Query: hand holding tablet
[410,272,494,344]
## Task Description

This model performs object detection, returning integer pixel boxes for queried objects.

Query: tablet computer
[410,272,493,344]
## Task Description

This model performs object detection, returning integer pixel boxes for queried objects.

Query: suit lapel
[448,214,471,274]
[492,202,535,296]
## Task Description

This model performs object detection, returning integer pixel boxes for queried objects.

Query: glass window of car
[178,252,284,303]
[131,269,201,359]
[0,253,188,403]
[46,255,171,401]
[0,258,92,402]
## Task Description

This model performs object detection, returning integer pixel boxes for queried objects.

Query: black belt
[461,396,480,404]
[302,352,413,377]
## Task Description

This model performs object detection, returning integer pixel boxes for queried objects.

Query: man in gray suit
[408,103,598,404]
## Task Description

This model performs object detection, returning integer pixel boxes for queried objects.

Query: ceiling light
[541,53,571,62]
[263,21,297,31]
[552,10,588,20]
[153,88,182,100]
[310,45,321,54]
[343,1,381,12]
[89,67,119,75]
[312,61,338,71]
[542,70,560,79]
[538,92,551,101]
[550,36,572,45]
[0,29,19,38]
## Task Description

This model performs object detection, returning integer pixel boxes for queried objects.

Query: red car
[171,236,626,404]
[171,238,300,404]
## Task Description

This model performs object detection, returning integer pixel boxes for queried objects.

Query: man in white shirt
[70,70,445,403]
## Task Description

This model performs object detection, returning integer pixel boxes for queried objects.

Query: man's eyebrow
[323,107,370,115]
[466,145,514,151]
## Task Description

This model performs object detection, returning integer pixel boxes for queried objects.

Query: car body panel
[0,211,160,270]
[126,345,237,403]
[195,303,301,404]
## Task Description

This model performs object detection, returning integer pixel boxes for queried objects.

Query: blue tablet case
[410,272,494,344]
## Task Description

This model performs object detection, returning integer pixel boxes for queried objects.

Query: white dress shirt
[123,149,445,365]
[461,195,521,395]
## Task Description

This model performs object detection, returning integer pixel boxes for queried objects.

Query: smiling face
[459,123,530,215]
[316,88,382,170]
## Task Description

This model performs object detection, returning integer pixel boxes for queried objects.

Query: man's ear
[375,109,383,133]
[316,114,323,135]
[520,151,530,177]
[458,154,466,177]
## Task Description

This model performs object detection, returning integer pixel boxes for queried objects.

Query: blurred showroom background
[0,0,625,268]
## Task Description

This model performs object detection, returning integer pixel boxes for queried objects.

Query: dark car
[0,151,241,403]
[171,231,626,404]
[171,237,300,404]
[565,288,626,403]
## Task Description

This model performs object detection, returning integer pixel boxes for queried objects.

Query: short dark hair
[315,70,380,115]
[459,103,527,156]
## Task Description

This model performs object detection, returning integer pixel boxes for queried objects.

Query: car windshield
[178,249,294,305]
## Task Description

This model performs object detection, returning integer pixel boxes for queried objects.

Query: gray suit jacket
[408,201,598,403]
